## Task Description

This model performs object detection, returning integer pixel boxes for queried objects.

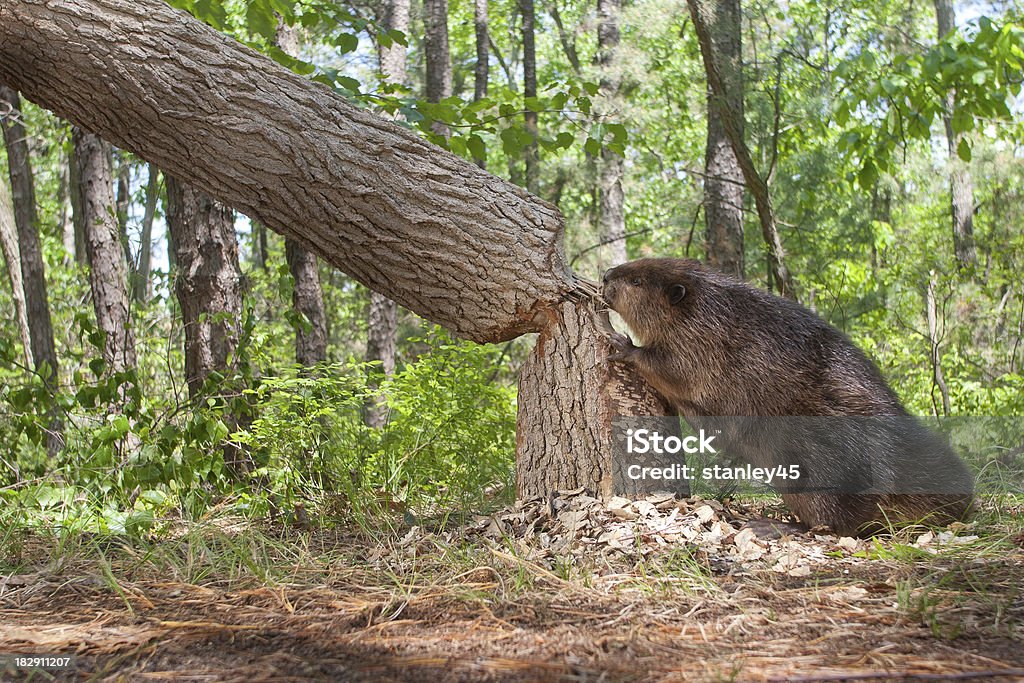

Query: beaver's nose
[602,270,611,284]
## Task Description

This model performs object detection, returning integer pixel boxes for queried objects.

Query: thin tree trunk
[57,148,74,262]
[700,0,744,279]
[933,0,978,271]
[687,0,794,298]
[1,0,677,501]
[0,87,60,388]
[132,163,159,303]
[424,0,452,138]
[0,172,32,367]
[276,20,328,366]
[115,153,134,271]
[548,2,581,75]
[926,274,951,416]
[520,0,540,194]
[69,148,87,265]
[252,223,268,270]
[595,0,626,271]
[72,127,136,373]
[474,0,489,169]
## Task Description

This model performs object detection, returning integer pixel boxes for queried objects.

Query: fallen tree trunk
[0,0,571,342]
[0,0,678,501]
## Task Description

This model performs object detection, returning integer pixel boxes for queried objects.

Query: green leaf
[245,0,277,41]
[584,137,601,157]
[467,134,486,161]
[857,159,878,188]
[956,137,972,161]
[335,32,359,54]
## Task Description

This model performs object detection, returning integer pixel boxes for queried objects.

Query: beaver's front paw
[606,332,638,363]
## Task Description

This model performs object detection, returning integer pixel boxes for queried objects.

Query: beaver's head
[602,258,705,346]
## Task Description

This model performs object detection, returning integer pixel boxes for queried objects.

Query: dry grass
[1,495,1022,682]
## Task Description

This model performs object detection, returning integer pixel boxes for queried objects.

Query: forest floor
[1,494,1023,682]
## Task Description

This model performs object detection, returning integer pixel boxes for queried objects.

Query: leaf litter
[0,492,1021,682]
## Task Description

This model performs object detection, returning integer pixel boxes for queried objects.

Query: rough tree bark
[72,127,136,373]
[0,172,32,367]
[1,86,61,453]
[0,0,675,501]
[595,0,627,272]
[933,0,978,271]
[131,163,159,303]
[275,21,328,366]
[700,0,744,279]
[165,176,242,398]
[687,0,794,297]
[520,0,540,194]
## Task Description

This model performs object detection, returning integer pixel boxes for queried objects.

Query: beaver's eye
[631,277,642,286]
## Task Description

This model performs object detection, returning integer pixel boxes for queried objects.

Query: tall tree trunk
[933,0,977,271]
[0,172,32,367]
[424,0,452,138]
[0,87,60,388]
[69,149,87,265]
[595,0,626,272]
[474,0,489,169]
[520,0,540,194]
[0,0,677,501]
[132,163,159,303]
[276,21,328,366]
[700,0,744,279]
[364,0,411,427]
[687,0,794,298]
[926,275,951,416]
[72,127,136,373]
[115,153,134,271]
[57,148,75,262]
[165,176,248,473]
[165,176,242,398]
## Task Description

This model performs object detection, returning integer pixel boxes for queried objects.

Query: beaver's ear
[669,283,687,305]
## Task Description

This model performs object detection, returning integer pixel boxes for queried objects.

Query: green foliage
[237,328,516,522]
[835,18,1024,187]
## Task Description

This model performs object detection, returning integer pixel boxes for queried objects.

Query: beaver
[601,257,974,536]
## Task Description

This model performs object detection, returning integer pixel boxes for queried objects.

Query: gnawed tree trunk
[132,163,159,303]
[701,0,744,279]
[0,0,675,501]
[165,177,242,397]
[72,127,136,373]
[687,0,794,298]
[0,172,32,367]
[518,301,687,499]
[0,86,59,383]
[595,0,626,272]
[933,0,978,271]
[275,21,328,366]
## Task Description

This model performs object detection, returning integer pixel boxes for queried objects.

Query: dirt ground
[2,497,1023,682]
